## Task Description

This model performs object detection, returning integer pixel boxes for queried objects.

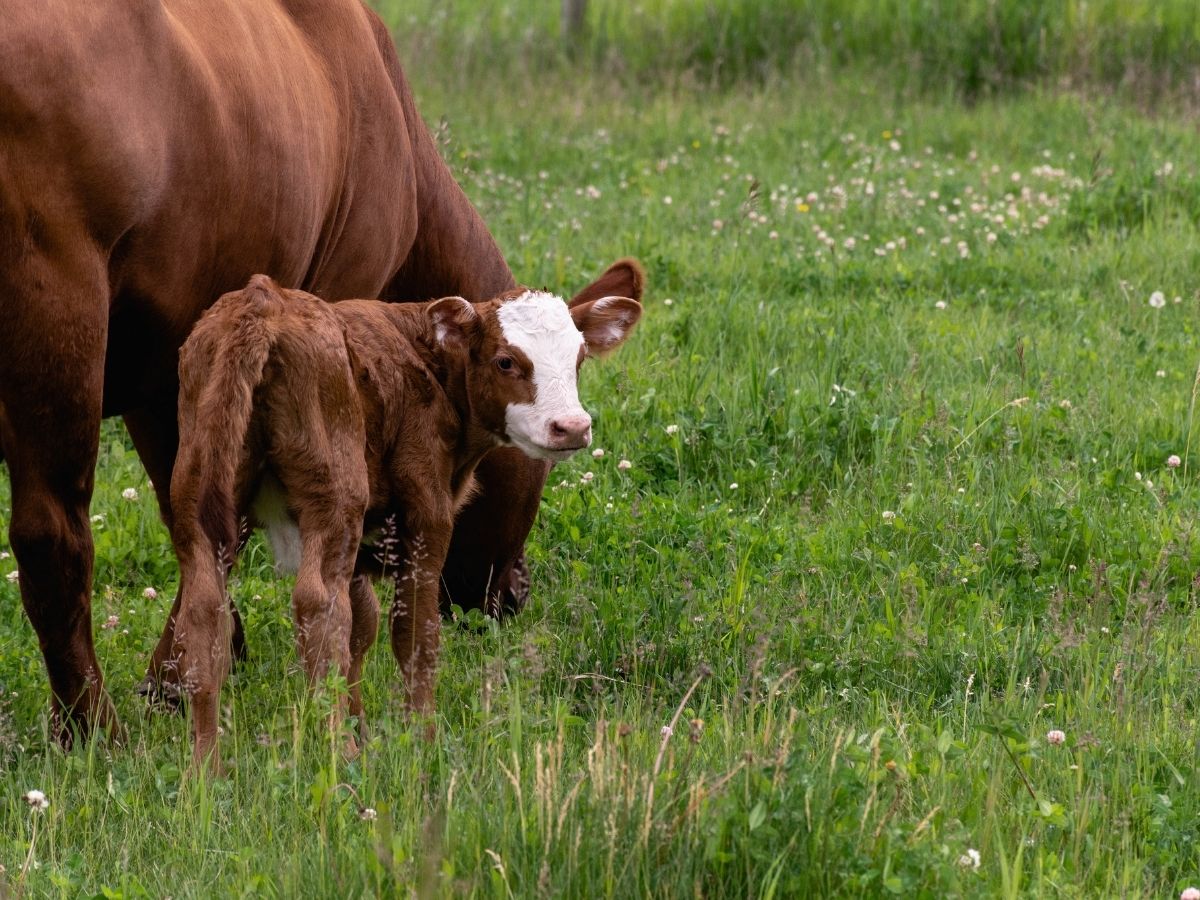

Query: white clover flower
[662,298,674,306]
[934,300,947,310]
[101,615,119,630]
[23,789,49,812]
[121,487,139,501]
[1046,729,1066,746]
[1167,454,1181,468]
[1156,370,1167,378]
[359,807,378,821]
[660,725,673,738]
[665,424,679,435]
[957,848,981,870]
[580,471,594,484]
[881,510,896,523]
[142,587,159,601]
[591,448,605,458]
[617,459,632,471]
[6,571,18,584]
[90,514,105,524]
[1059,399,1072,410]
[1149,291,1166,309]
[1180,887,1200,900]
[729,482,738,490]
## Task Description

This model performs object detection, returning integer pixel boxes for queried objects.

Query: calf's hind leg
[124,404,247,709]
[171,538,233,769]
[0,247,119,744]
[290,501,363,756]
[347,573,380,734]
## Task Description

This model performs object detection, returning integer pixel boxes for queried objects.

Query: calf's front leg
[388,517,452,727]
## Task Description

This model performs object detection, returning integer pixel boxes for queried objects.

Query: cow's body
[0,0,541,742]
[171,270,642,767]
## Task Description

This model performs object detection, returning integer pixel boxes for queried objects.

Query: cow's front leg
[440,449,548,618]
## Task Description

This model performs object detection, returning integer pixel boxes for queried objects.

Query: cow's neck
[386,96,515,302]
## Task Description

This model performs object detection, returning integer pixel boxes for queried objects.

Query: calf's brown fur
[171,266,642,767]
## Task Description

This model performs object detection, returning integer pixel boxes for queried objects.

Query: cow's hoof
[497,552,531,618]
[136,675,183,714]
[52,693,125,748]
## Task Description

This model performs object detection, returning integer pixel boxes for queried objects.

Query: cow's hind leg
[125,405,247,710]
[0,249,118,744]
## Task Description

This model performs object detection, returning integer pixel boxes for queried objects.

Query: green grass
[4,58,1200,899]
[374,0,1200,99]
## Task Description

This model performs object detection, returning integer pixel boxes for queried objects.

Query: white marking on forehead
[496,291,584,363]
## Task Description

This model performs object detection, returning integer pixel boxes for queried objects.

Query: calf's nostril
[549,416,591,445]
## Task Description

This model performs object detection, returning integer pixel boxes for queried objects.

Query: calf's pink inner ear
[571,295,642,356]
[428,296,477,347]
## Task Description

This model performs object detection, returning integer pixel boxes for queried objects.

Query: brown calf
[170,264,643,767]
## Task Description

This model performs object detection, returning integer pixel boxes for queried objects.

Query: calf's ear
[569,258,645,308]
[427,296,478,349]
[571,296,642,357]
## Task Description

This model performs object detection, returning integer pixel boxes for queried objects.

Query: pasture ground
[3,49,1200,899]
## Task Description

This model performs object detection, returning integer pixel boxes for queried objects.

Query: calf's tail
[175,275,283,565]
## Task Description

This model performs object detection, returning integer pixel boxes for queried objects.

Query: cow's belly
[9,0,419,414]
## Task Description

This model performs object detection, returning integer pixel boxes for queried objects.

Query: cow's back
[0,0,418,412]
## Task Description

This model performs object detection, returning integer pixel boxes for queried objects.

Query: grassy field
[376,0,1200,100]
[4,10,1200,899]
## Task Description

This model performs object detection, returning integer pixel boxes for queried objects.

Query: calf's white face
[497,292,593,461]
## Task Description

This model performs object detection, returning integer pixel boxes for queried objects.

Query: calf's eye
[496,357,514,372]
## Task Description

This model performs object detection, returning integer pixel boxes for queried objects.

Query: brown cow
[170,270,642,768]
[0,0,581,743]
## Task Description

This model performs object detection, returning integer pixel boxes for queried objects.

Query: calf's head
[428,259,644,462]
